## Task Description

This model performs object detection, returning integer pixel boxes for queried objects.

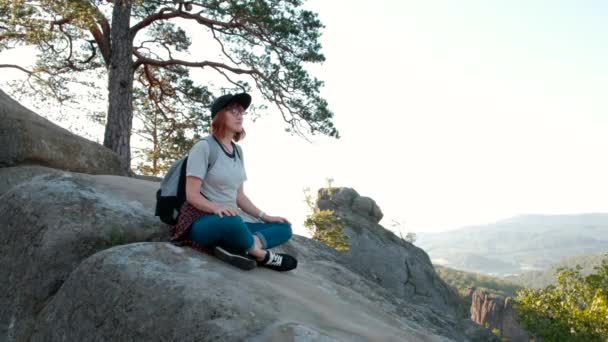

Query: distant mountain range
[416,213,608,276]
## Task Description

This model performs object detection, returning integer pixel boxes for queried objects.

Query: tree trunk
[152,112,159,175]
[104,0,134,168]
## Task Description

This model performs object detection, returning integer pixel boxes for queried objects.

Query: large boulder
[317,187,461,314]
[0,168,169,341]
[0,166,494,341]
[0,89,128,175]
[30,242,459,342]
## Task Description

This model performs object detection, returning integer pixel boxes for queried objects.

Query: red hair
[211,109,246,142]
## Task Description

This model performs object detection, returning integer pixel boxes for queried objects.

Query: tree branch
[89,25,111,65]
[210,27,242,66]
[45,3,110,65]
[210,66,247,92]
[0,32,27,42]
[0,64,33,75]
[90,1,111,41]
[138,67,178,127]
[69,0,111,65]
[137,39,171,55]
[50,17,72,27]
[58,25,75,65]
[132,49,268,80]
[131,8,240,35]
[82,40,98,64]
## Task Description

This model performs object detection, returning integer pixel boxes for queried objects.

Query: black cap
[210,93,252,119]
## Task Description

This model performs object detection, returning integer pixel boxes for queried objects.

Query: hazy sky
[1,1,607,235]
[243,0,608,235]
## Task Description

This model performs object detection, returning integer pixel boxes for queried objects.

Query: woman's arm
[236,184,264,219]
[237,184,290,224]
[186,176,238,217]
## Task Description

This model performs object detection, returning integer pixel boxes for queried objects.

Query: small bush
[303,178,350,252]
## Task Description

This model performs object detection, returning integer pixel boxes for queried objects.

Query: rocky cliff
[317,187,462,315]
[0,89,498,341]
[465,287,529,342]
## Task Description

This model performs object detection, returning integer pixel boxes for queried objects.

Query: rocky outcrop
[468,288,529,342]
[0,168,169,341]
[317,187,461,315]
[0,93,500,341]
[0,166,503,341]
[0,89,128,175]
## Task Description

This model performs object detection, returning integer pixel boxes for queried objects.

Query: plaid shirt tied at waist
[170,202,211,254]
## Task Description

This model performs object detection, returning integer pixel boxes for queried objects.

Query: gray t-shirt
[186,139,258,222]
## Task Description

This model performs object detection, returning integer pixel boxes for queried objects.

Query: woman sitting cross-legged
[173,92,297,271]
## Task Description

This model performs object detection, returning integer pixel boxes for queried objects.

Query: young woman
[171,93,297,271]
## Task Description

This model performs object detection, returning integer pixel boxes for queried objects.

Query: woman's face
[223,104,246,133]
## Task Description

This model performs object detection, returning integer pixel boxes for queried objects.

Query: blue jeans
[189,214,292,252]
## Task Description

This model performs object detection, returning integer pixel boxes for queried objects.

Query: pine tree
[1,0,339,168]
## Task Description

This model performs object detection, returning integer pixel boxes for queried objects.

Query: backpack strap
[176,156,188,209]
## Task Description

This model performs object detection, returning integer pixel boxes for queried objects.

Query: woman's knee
[189,215,222,246]
[219,216,254,250]
[267,222,292,247]
[280,222,293,240]
[220,215,247,233]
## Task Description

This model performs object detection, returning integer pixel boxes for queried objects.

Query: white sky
[1,0,607,236]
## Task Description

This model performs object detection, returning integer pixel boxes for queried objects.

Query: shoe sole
[213,246,256,270]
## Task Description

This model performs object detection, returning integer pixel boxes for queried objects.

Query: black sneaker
[213,246,257,271]
[258,250,298,272]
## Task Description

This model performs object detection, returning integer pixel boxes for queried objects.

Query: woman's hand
[213,205,239,218]
[262,214,291,225]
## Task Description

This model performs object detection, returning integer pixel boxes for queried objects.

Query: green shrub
[303,178,350,251]
[515,254,608,342]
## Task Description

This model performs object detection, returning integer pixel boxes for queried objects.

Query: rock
[502,298,530,342]
[351,196,383,223]
[251,322,344,342]
[0,167,486,341]
[352,195,373,215]
[317,198,336,211]
[320,187,358,207]
[461,319,501,342]
[317,187,461,315]
[133,174,163,182]
[0,169,168,341]
[371,200,384,222]
[462,286,477,300]
[30,243,458,342]
[469,289,529,342]
[0,165,63,197]
[319,188,382,223]
[0,89,128,175]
